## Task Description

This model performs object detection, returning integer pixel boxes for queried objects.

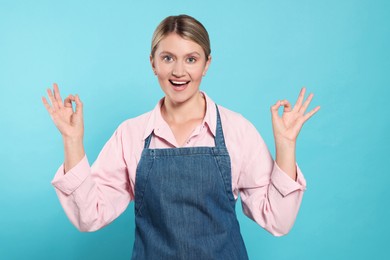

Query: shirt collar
[142,91,217,141]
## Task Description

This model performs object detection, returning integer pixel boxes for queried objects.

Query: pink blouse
[51,92,306,236]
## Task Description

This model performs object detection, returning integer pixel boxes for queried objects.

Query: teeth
[171,80,188,85]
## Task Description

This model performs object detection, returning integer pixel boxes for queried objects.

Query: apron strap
[214,105,226,148]
[144,132,153,149]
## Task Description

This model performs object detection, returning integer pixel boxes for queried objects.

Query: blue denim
[131,106,248,260]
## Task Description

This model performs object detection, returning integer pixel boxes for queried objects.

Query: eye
[187,57,197,63]
[162,55,173,63]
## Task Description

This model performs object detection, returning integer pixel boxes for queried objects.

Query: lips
[169,80,190,91]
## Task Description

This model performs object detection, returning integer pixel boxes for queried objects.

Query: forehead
[156,33,204,56]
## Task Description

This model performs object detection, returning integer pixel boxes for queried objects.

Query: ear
[150,55,157,75]
[202,55,212,76]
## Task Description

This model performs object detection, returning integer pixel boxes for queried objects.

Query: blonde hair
[151,15,211,60]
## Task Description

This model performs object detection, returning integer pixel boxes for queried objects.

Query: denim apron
[131,106,249,260]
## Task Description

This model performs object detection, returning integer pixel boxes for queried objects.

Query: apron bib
[131,106,248,260]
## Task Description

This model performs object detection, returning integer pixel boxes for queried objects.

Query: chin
[163,86,201,105]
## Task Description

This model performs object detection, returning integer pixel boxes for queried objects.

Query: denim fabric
[131,106,248,260]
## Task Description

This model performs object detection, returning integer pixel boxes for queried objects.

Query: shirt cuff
[271,161,307,197]
[51,155,91,195]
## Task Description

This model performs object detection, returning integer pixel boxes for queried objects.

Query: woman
[42,15,320,259]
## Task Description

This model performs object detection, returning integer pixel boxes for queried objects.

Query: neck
[161,92,206,124]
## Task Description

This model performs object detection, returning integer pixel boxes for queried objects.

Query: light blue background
[1,0,389,259]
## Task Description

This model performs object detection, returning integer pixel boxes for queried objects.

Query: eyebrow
[159,51,201,57]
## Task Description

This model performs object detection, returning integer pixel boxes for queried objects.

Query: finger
[299,93,314,114]
[53,83,64,108]
[47,88,59,110]
[302,106,321,122]
[42,96,54,114]
[293,87,306,112]
[280,99,292,112]
[74,94,83,115]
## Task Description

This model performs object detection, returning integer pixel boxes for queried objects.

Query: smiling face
[151,33,211,106]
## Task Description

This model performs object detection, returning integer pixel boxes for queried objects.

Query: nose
[172,61,185,77]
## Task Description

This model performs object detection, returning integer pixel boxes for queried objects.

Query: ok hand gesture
[271,87,320,145]
[42,83,84,140]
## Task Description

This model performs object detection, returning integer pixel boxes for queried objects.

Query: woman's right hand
[42,83,84,141]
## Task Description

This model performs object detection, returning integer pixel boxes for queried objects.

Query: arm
[238,122,306,236]
[51,127,131,232]
[43,83,131,231]
[238,87,319,236]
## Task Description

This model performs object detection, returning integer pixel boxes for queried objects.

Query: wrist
[62,136,84,148]
[275,137,296,150]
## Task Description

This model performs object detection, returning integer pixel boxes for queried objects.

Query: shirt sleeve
[51,124,132,232]
[237,120,306,237]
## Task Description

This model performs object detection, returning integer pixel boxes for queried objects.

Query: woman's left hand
[271,87,320,145]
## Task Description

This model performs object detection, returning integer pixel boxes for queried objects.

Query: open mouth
[169,80,190,88]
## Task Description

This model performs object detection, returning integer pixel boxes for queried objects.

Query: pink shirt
[52,92,306,236]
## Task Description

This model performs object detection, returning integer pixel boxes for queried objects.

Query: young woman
[42,15,320,259]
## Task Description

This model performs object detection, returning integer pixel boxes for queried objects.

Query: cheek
[157,74,168,83]
[156,66,171,78]
[188,65,206,79]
